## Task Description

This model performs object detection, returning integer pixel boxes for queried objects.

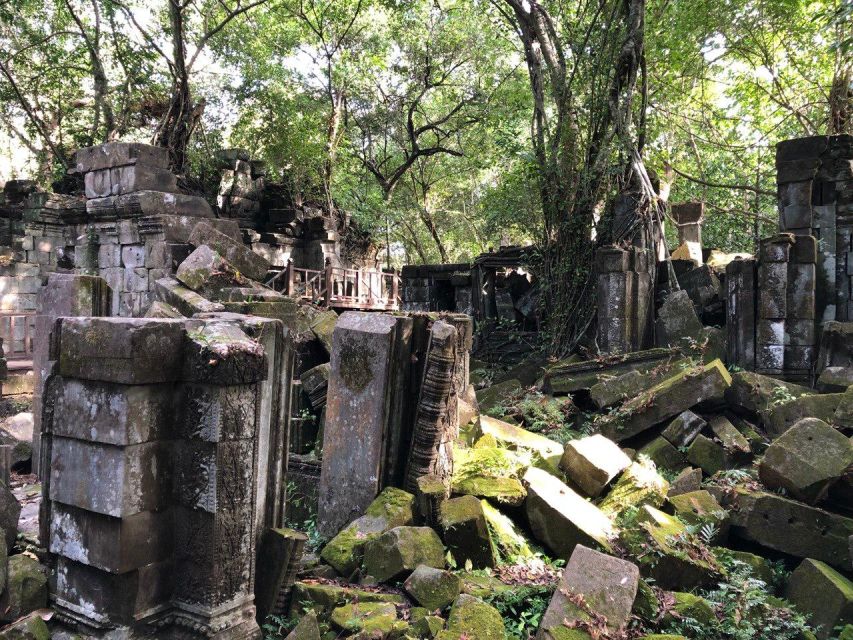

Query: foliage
[482,584,552,640]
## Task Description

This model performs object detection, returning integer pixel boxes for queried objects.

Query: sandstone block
[560,434,631,497]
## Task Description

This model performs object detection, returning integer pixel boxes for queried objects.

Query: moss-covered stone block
[289,582,406,617]
[786,559,853,639]
[284,611,320,640]
[661,592,716,626]
[439,496,496,569]
[451,446,528,506]
[0,556,46,622]
[599,459,669,519]
[0,612,50,640]
[632,579,660,620]
[638,437,687,472]
[561,434,631,497]
[434,594,505,640]
[320,487,416,576]
[725,371,815,415]
[481,499,534,561]
[686,434,732,476]
[410,613,445,638]
[330,601,398,634]
[404,565,462,611]
[668,467,702,497]
[668,490,730,542]
[479,415,563,474]
[476,379,522,413]
[362,526,445,583]
[761,393,846,438]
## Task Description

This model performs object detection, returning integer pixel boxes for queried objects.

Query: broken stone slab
[450,446,527,506]
[543,347,684,395]
[58,317,186,384]
[761,392,846,438]
[288,581,406,618]
[759,417,853,504]
[435,594,505,640]
[661,410,706,448]
[404,565,462,611]
[785,559,853,640]
[668,490,730,542]
[668,467,703,497]
[536,545,639,639]
[589,359,692,409]
[439,495,496,569]
[598,459,669,518]
[481,499,534,561]
[818,366,853,392]
[724,370,815,416]
[144,300,185,318]
[284,611,320,640]
[320,487,415,577]
[836,387,853,429]
[598,359,731,442]
[175,245,249,294]
[154,277,227,316]
[188,220,271,281]
[329,601,400,635]
[309,309,338,355]
[255,528,308,624]
[655,290,704,348]
[730,490,853,570]
[708,415,752,457]
[361,526,445,583]
[181,319,267,384]
[479,415,563,473]
[560,434,632,497]
[523,466,615,559]
[637,437,687,472]
[0,611,50,639]
[74,142,169,172]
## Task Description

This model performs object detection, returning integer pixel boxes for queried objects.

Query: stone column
[756,234,794,376]
[671,202,704,247]
[784,235,817,382]
[725,258,757,370]
[32,273,111,477]
[596,247,633,354]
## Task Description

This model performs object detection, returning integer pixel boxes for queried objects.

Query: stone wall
[40,315,289,637]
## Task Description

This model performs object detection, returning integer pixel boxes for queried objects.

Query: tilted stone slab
[560,434,631,497]
[661,410,706,448]
[318,312,399,537]
[598,359,731,442]
[523,466,614,560]
[58,317,186,384]
[759,417,853,503]
[786,559,853,640]
[655,290,703,347]
[153,277,225,316]
[543,347,683,394]
[536,545,639,639]
[761,392,846,437]
[724,370,815,415]
[188,221,270,281]
[730,490,853,570]
[589,360,691,409]
[176,245,249,294]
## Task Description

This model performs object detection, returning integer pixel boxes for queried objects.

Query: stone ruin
[0,136,851,638]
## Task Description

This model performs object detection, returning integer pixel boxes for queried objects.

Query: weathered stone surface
[762,393,845,437]
[435,594,505,640]
[476,379,521,413]
[668,490,730,541]
[537,545,639,639]
[638,437,687,471]
[708,415,752,457]
[725,370,815,415]
[544,348,683,395]
[144,300,184,318]
[0,612,50,639]
[284,611,320,640]
[320,487,415,576]
[439,495,496,569]
[599,360,731,442]
[74,142,168,172]
[309,310,338,354]
[450,446,527,506]
[188,221,271,281]
[730,490,853,569]
[288,581,405,617]
[318,312,400,537]
[481,499,534,561]
[686,434,731,476]
[0,483,21,550]
[561,434,632,497]
[153,276,226,316]
[818,366,853,392]
[660,410,706,449]
[836,387,853,428]
[660,592,716,627]
[86,190,212,219]
[255,528,307,623]
[599,459,669,518]
[786,559,853,639]
[523,467,614,559]
[362,526,445,583]
[668,467,703,497]
[58,317,186,384]
[404,565,462,611]
[589,360,691,409]
[759,418,853,503]
[0,556,46,622]
[181,320,267,384]
[479,415,563,472]
[655,290,703,347]
[175,244,248,294]
[329,601,399,635]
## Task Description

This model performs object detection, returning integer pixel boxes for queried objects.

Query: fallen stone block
[0,555,47,623]
[188,221,271,281]
[175,245,249,295]
[725,370,815,416]
[660,592,716,627]
[668,490,730,542]
[560,434,631,497]
[255,528,307,624]
[308,309,337,355]
[476,379,522,413]
[451,446,527,506]
[620,505,721,590]
[329,601,399,635]
[759,417,853,504]
[761,393,846,437]
[655,290,703,348]
[598,459,669,518]
[786,559,853,639]
[598,359,731,442]
[638,437,687,472]
[668,467,702,497]
[708,415,752,457]
[144,300,184,318]
[153,277,226,316]
[320,487,415,576]
[589,359,692,409]
[362,526,445,583]
[660,410,706,448]
[543,348,683,394]
[686,434,732,476]
[836,387,853,428]
[481,499,534,561]
[435,594,505,640]
[479,415,563,473]
[730,490,853,570]
[404,565,462,611]
[536,545,639,639]
[284,611,320,640]
[817,321,853,372]
[288,581,405,618]
[523,467,614,559]
[818,367,853,392]
[439,495,496,569]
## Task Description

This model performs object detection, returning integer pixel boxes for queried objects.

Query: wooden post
[285,259,294,296]
[323,259,333,307]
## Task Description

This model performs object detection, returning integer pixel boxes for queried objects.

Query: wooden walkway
[267,260,401,311]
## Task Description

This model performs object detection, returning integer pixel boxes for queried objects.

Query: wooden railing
[267,260,401,311]
[0,312,35,361]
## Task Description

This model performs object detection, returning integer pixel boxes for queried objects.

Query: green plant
[484,585,551,640]
[261,613,298,639]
